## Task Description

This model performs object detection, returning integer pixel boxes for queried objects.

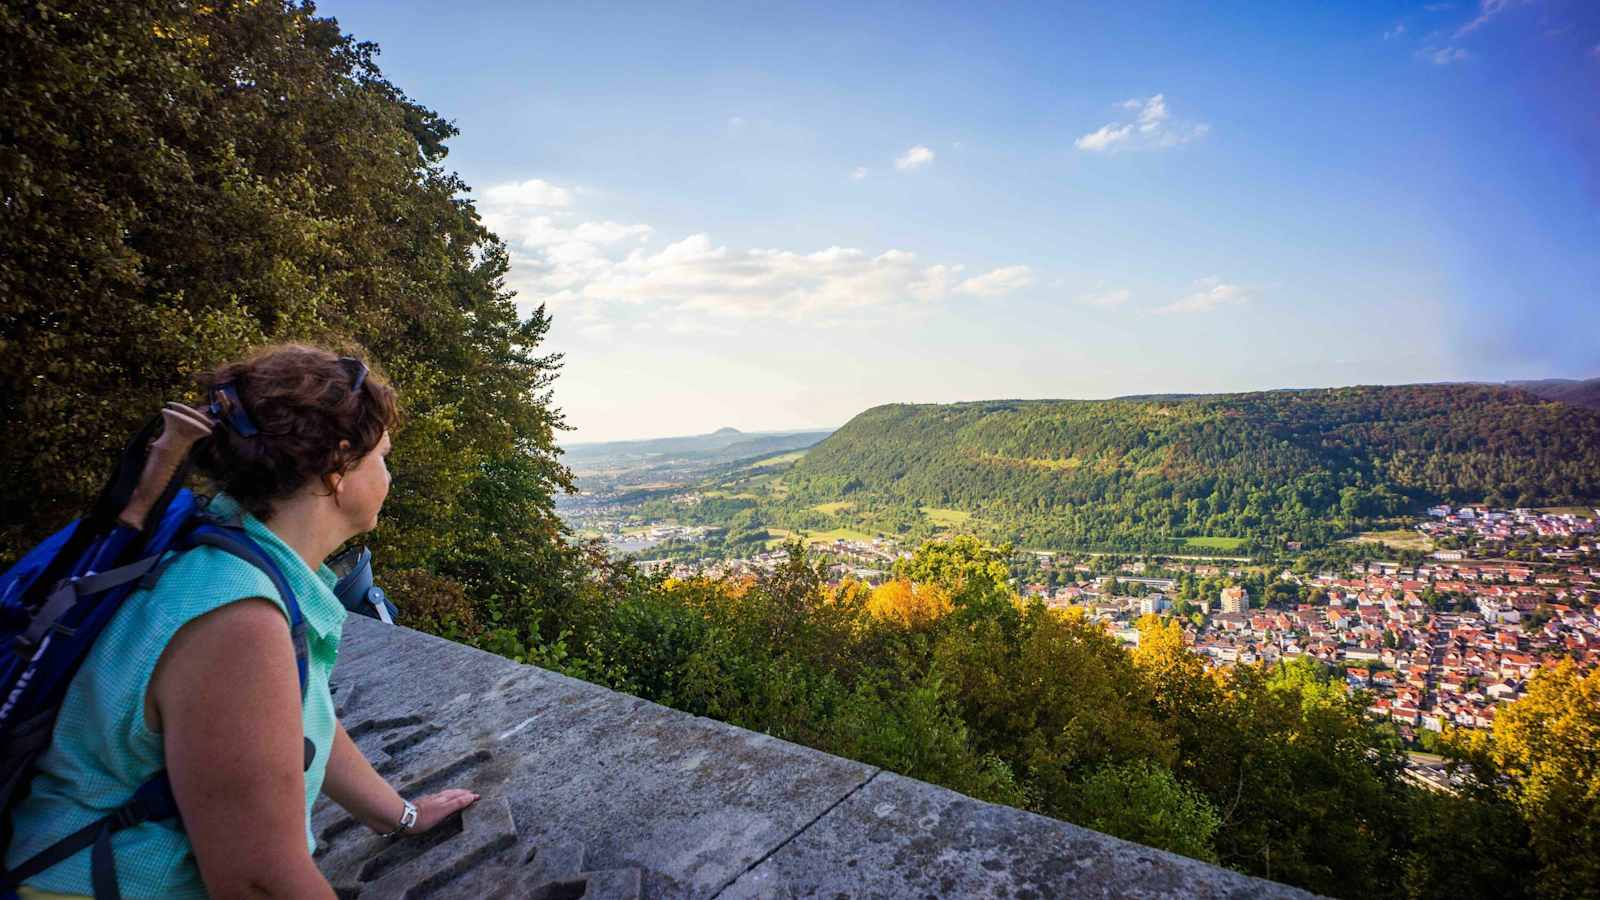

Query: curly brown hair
[193,344,400,520]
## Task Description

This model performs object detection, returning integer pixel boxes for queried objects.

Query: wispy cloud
[1384,23,1407,39]
[1079,287,1131,308]
[851,166,868,181]
[955,266,1035,297]
[1424,3,1454,10]
[479,179,1032,323]
[1075,94,1209,153]
[1152,277,1252,315]
[894,145,935,171]
[1454,0,1529,37]
[1420,46,1472,64]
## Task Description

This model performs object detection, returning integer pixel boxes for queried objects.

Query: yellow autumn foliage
[865,577,954,627]
[1461,660,1600,898]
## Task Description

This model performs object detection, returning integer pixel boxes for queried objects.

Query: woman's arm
[322,720,478,834]
[150,598,336,899]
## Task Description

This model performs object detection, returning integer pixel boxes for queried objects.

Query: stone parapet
[315,616,1315,898]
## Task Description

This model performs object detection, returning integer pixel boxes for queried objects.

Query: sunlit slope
[784,385,1600,549]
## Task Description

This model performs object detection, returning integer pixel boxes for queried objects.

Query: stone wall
[315,616,1316,899]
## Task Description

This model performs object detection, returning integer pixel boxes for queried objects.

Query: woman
[6,344,478,898]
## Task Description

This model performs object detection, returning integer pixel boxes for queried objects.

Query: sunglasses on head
[210,356,369,437]
[337,356,368,395]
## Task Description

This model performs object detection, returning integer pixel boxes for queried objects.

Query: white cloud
[1136,94,1168,131]
[1076,95,1209,153]
[727,115,747,134]
[1421,46,1471,64]
[894,145,935,171]
[1079,287,1131,308]
[955,266,1035,298]
[572,221,654,243]
[1455,0,1528,37]
[851,166,868,181]
[479,179,1032,321]
[1384,23,1407,39]
[660,318,738,337]
[1152,277,1252,315]
[909,263,963,302]
[481,178,573,208]
[1075,123,1134,152]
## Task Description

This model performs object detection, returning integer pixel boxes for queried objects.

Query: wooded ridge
[782,385,1600,550]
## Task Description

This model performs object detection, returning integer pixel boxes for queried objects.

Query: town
[570,503,1599,753]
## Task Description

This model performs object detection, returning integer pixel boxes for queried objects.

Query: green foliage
[1451,662,1600,900]
[1401,788,1535,900]
[892,535,1016,624]
[1069,760,1222,862]
[827,670,1026,807]
[0,0,574,623]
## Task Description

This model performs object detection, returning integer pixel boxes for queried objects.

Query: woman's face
[339,430,393,532]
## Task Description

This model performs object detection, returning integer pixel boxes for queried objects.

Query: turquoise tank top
[5,494,349,898]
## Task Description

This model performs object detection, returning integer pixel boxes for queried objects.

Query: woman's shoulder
[141,543,287,624]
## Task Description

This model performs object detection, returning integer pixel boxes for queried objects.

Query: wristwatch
[377,799,418,838]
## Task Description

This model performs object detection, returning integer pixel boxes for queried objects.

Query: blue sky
[317,0,1599,443]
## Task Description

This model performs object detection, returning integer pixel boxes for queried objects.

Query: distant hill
[563,427,833,474]
[785,384,1600,551]
[1509,377,1600,411]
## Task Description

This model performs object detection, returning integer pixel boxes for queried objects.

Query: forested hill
[1512,377,1600,411]
[785,384,1600,550]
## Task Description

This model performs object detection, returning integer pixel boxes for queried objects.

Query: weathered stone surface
[719,771,1315,899]
[315,616,1316,899]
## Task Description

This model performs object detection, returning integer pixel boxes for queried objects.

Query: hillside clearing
[1351,529,1433,551]
[924,506,974,527]
[1182,536,1249,551]
[747,450,807,470]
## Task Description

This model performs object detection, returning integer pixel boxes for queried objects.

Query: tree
[1454,661,1600,899]
[893,536,1017,625]
[865,578,953,629]
[1069,760,1222,863]
[0,0,573,620]
[1263,581,1301,607]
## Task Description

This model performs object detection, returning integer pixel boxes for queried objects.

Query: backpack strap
[179,523,310,700]
[0,773,176,900]
[15,555,165,650]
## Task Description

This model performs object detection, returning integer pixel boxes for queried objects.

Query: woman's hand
[324,721,481,838]
[411,788,481,833]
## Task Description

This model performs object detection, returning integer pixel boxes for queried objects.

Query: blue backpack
[0,415,310,899]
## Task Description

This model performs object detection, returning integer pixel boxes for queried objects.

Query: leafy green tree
[894,536,1016,624]
[1070,760,1222,863]
[1263,581,1301,607]
[1401,788,1534,900]
[0,0,573,621]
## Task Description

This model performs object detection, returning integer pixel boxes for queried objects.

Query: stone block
[315,616,1317,899]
